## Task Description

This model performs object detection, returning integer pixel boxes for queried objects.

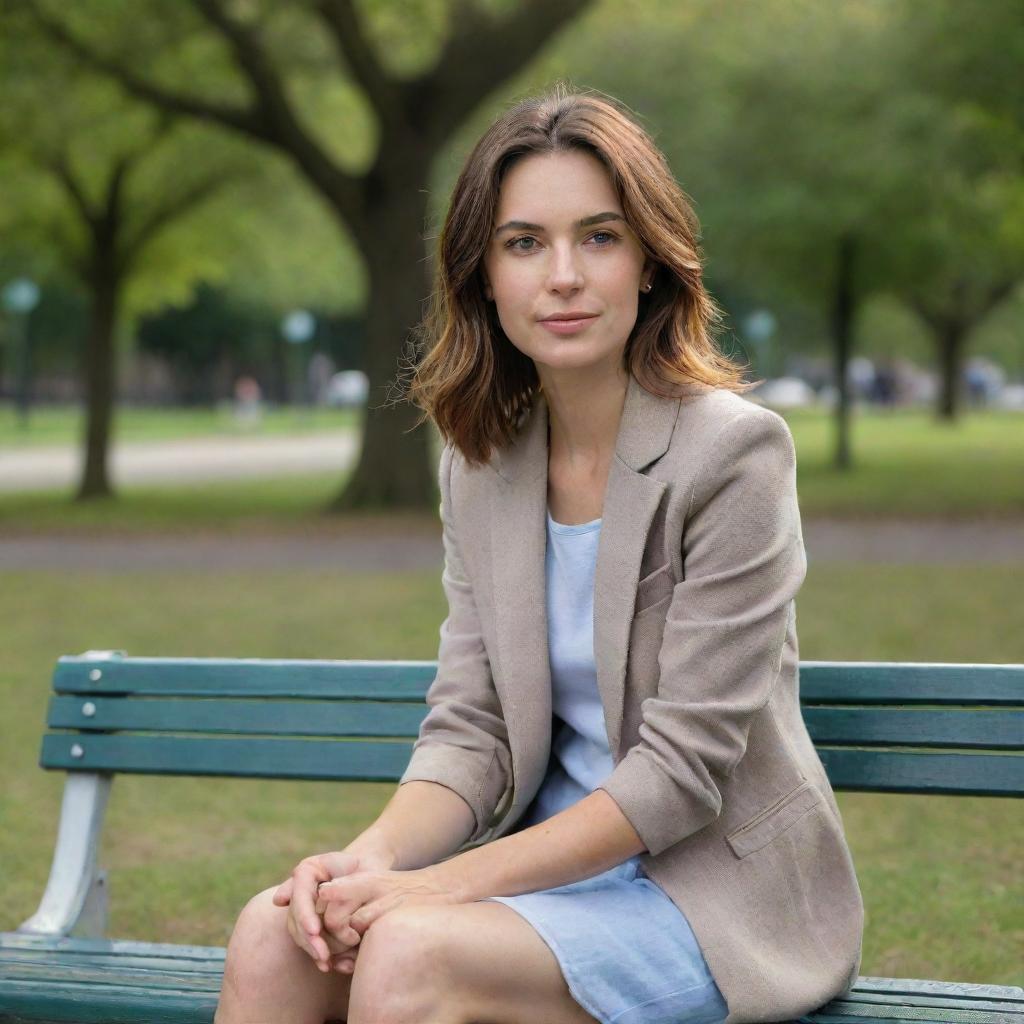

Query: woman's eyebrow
[493,211,625,236]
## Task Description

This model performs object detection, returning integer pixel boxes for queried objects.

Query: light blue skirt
[480,855,729,1024]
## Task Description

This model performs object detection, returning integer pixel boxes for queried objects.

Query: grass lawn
[785,406,1024,519]
[1,563,1021,986]
[0,403,359,447]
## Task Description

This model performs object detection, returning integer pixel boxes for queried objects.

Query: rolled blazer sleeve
[398,442,513,844]
[597,408,807,857]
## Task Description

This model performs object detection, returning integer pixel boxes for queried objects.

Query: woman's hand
[315,865,461,956]
[273,840,397,974]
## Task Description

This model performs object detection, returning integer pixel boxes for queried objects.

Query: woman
[215,84,864,1024]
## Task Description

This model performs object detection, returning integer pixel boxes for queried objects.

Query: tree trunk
[325,160,438,513]
[76,263,120,500]
[936,319,967,422]
[830,233,857,471]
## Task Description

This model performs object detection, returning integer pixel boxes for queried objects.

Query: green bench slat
[853,977,1023,1003]
[47,699,1022,751]
[806,1014,1016,1023]
[0,948,223,977]
[53,657,436,700]
[47,696,427,737]
[0,983,216,1024]
[0,959,220,992]
[55,657,1024,706]
[818,748,1024,796]
[844,991,1024,1014]
[803,708,1024,750]
[0,933,225,964]
[40,733,415,781]
[800,663,1024,706]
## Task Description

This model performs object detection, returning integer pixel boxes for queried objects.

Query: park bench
[1,651,1021,1024]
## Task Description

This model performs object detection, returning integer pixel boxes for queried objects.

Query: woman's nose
[545,243,584,292]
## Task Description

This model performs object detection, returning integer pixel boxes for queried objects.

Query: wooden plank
[40,733,415,781]
[852,977,1024,1002]
[0,981,216,1023]
[0,948,222,978]
[818,748,1024,796]
[803,708,1024,750]
[53,656,436,700]
[800,662,1024,706]
[52,656,1024,706]
[0,958,220,991]
[47,696,427,738]
[842,991,1024,1014]
[0,933,225,964]
[805,1014,1018,1023]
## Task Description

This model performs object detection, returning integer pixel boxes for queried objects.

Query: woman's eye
[505,231,617,252]
[507,236,537,251]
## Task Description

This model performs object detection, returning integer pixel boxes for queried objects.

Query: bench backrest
[42,654,1024,797]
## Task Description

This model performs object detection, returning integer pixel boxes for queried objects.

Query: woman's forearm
[355,780,477,871]
[427,787,645,901]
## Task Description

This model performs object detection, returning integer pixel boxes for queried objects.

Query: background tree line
[1,0,1021,500]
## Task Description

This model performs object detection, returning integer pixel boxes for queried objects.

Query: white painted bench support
[18,650,123,938]
[18,772,112,938]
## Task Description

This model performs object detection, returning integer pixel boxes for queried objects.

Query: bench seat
[2,933,1021,1024]
[0,932,222,1023]
[1,654,1021,1023]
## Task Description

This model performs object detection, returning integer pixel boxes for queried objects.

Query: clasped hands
[272,849,462,975]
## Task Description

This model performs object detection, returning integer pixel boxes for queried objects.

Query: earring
[642,282,652,293]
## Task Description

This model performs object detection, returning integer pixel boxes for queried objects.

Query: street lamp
[2,277,41,428]
[280,309,316,411]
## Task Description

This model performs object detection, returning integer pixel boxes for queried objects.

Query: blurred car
[749,377,817,409]
[993,383,1024,411]
[324,370,369,408]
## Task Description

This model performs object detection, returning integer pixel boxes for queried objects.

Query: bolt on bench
[1,652,1022,1023]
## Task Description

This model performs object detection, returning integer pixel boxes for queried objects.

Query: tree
[887,0,1024,419]
[27,0,597,511]
[1,12,252,497]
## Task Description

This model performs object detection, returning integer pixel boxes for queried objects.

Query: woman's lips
[539,315,598,335]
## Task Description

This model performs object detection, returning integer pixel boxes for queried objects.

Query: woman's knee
[348,907,459,1021]
[224,886,300,977]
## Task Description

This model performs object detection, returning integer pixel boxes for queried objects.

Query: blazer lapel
[489,374,680,814]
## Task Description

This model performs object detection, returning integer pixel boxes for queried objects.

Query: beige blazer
[400,373,865,1024]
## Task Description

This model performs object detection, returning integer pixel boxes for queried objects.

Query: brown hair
[397,81,757,468]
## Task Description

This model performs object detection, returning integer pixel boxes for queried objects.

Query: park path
[0,518,1021,571]
[0,431,356,492]
[1,433,1021,568]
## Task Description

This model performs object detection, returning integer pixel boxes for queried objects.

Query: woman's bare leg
[346,901,599,1024]
[215,886,354,1024]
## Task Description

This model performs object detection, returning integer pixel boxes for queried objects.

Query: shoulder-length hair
[399,82,757,468]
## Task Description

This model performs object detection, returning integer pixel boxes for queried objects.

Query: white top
[519,506,614,829]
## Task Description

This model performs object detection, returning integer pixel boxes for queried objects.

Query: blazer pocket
[725,781,825,859]
[634,561,674,615]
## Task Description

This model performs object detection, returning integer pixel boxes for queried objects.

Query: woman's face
[481,149,653,380]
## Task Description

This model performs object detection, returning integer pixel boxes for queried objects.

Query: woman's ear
[641,260,657,292]
[481,271,493,302]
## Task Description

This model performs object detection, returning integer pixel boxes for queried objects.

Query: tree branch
[25,0,269,141]
[980,277,1019,318]
[186,0,367,227]
[28,0,367,235]
[313,0,403,123]
[411,0,595,141]
[123,171,235,262]
[47,151,98,230]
